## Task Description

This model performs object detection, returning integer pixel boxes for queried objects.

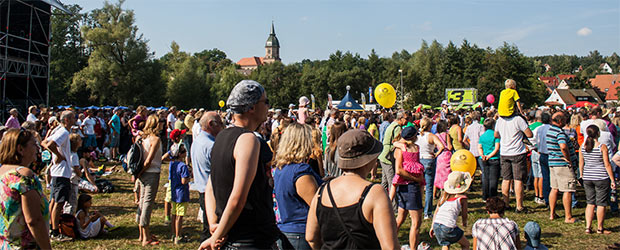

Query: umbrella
[567,101,597,109]
[85,105,99,110]
[157,106,168,110]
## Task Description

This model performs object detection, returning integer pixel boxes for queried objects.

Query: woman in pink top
[435,120,453,190]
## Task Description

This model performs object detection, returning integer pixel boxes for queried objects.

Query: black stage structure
[0,0,70,121]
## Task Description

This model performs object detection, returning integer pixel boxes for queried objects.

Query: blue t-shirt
[169,161,190,203]
[479,129,500,160]
[110,114,121,134]
[273,163,323,233]
[546,125,569,167]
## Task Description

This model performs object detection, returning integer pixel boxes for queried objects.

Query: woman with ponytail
[579,125,616,234]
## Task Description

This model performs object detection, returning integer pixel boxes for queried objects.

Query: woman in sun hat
[305,129,399,249]
[430,171,472,250]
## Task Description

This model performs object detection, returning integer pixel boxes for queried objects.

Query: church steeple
[264,21,280,63]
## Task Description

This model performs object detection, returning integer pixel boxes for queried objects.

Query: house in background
[600,63,614,74]
[589,74,620,103]
[539,76,559,93]
[545,88,603,108]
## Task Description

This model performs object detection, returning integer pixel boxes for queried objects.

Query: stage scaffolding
[0,0,70,121]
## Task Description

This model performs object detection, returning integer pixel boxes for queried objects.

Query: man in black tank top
[200,80,279,250]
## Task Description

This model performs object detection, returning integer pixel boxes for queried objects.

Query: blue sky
[69,0,619,64]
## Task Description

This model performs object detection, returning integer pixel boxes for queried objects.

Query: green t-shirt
[479,129,500,160]
[529,121,542,131]
[378,121,402,164]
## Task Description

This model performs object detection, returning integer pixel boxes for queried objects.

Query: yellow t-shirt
[498,88,520,117]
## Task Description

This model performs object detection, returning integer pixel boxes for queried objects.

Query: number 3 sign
[445,88,477,105]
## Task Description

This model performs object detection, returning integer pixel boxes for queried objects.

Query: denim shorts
[531,151,542,178]
[432,223,464,246]
[397,182,423,210]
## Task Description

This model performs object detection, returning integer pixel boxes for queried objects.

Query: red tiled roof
[539,76,559,89]
[557,74,575,81]
[236,57,264,67]
[589,74,620,100]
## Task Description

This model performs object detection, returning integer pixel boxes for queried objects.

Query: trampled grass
[52,163,620,249]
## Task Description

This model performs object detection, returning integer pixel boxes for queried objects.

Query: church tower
[263,22,280,63]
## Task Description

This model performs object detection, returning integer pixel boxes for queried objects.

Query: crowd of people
[0,78,619,249]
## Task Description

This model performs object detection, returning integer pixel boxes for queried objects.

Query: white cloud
[300,16,309,22]
[577,27,592,36]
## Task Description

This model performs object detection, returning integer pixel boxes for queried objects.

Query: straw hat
[443,171,472,194]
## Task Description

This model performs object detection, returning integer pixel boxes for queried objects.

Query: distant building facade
[236,22,281,72]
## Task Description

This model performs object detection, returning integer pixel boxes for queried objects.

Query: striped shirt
[581,144,610,181]
[546,125,569,167]
[472,217,519,250]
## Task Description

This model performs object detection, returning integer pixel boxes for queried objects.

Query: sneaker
[51,233,72,242]
[424,215,432,220]
[515,207,528,214]
[535,197,545,205]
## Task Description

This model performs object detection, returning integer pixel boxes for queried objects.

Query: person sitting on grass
[76,147,98,193]
[430,171,471,250]
[168,143,191,244]
[76,194,117,239]
[472,197,520,250]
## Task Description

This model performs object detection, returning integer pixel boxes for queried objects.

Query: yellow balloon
[218,100,225,108]
[450,150,476,177]
[374,83,396,108]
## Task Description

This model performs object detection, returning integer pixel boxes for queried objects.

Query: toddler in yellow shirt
[498,79,524,118]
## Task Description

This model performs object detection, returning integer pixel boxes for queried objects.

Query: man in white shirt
[580,107,608,136]
[81,110,97,149]
[464,111,485,174]
[42,111,76,241]
[495,116,533,213]
[26,105,38,123]
[533,113,551,204]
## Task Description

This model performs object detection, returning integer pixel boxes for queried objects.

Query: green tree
[72,0,164,105]
[49,4,89,105]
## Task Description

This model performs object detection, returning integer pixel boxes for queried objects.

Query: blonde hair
[420,117,432,132]
[505,79,516,89]
[69,133,82,152]
[142,115,160,137]
[0,129,34,165]
[274,123,313,168]
[570,114,582,129]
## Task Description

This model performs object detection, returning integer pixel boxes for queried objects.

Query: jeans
[540,153,551,204]
[198,192,210,241]
[277,232,311,250]
[420,158,436,217]
[481,158,501,199]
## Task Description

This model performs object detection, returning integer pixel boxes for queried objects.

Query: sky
[68,0,619,64]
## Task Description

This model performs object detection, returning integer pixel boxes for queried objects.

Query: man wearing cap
[379,111,408,192]
[108,108,122,161]
[200,80,279,250]
[191,111,223,241]
[4,108,20,129]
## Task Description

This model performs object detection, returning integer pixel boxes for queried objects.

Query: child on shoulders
[430,171,472,250]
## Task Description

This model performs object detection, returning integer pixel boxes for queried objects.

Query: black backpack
[95,179,115,193]
[126,138,144,176]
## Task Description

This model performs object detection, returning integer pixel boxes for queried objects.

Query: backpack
[59,213,82,239]
[95,179,115,193]
[126,138,144,176]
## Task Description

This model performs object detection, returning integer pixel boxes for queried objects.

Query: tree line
[50,1,620,110]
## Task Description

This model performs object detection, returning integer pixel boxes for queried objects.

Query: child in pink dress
[389,128,426,202]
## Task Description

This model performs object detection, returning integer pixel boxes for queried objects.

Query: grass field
[52,162,620,249]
